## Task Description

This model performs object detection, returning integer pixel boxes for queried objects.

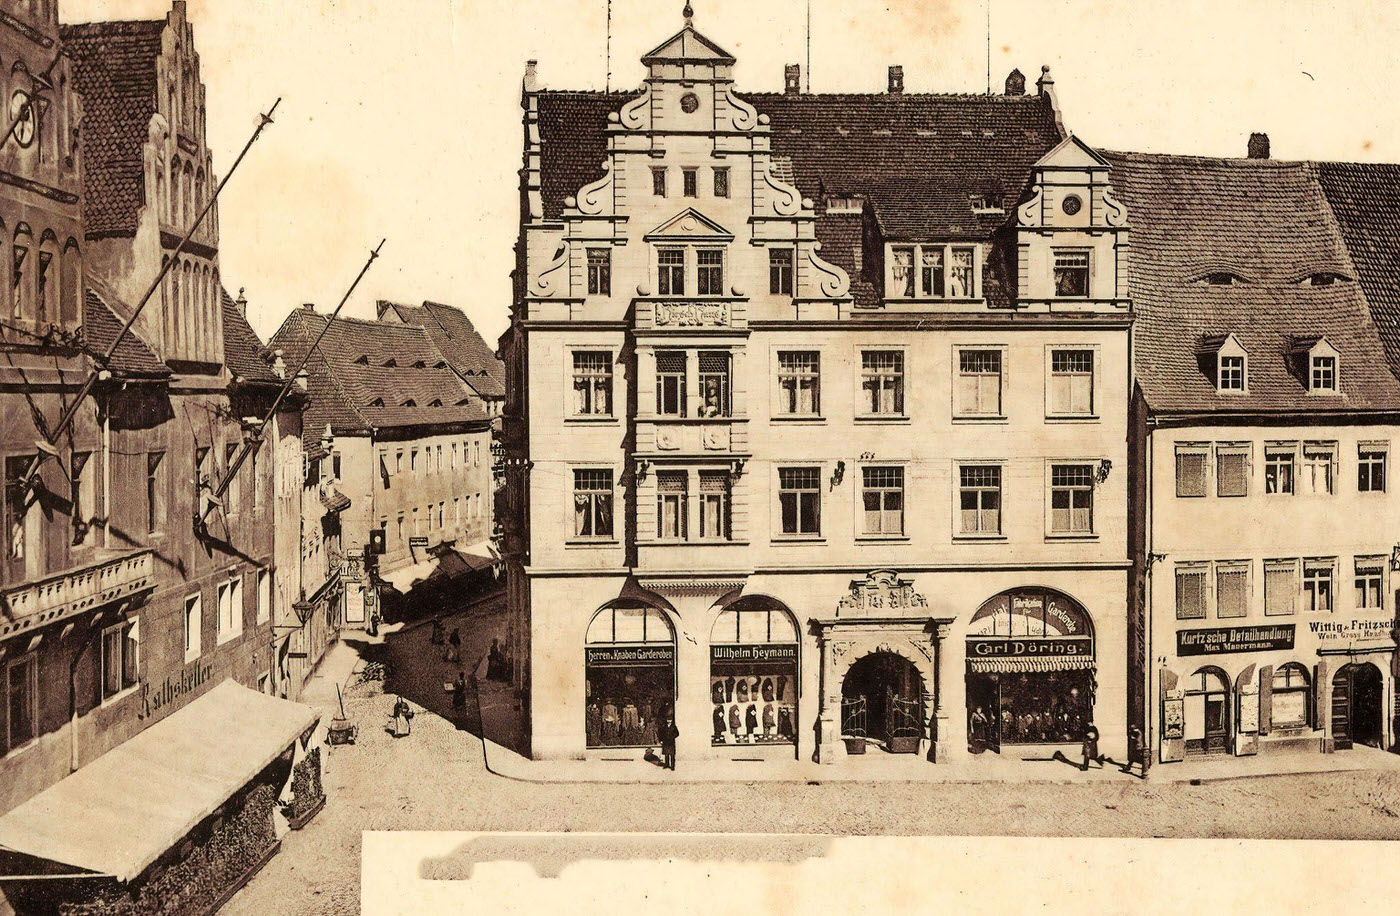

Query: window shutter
[1258,664,1273,736]
[1314,659,1329,731]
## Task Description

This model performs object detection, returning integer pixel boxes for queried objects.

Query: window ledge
[565,539,620,548]
[184,649,203,665]
[565,416,621,424]
[1044,414,1100,424]
[855,534,911,543]
[2,739,37,761]
[1045,532,1099,542]
[770,415,826,424]
[771,535,825,544]
[100,683,140,708]
[854,415,911,424]
[216,630,244,647]
[952,415,1008,425]
[953,533,1008,543]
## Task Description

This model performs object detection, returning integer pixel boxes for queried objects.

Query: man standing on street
[660,715,679,771]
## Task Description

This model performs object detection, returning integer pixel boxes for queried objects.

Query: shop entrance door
[1185,667,1230,756]
[841,651,923,754]
[1333,664,1384,750]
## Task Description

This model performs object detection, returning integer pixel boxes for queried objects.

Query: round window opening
[1061,194,1083,216]
[680,92,700,113]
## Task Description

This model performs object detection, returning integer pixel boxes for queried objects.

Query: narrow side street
[223,595,1400,916]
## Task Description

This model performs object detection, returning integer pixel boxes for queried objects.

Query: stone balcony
[0,549,156,642]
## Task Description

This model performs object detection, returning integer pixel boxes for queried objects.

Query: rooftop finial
[683,1,694,26]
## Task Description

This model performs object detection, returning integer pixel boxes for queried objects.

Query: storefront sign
[586,645,675,667]
[409,536,429,549]
[1307,618,1397,642]
[711,644,798,664]
[967,638,1091,658]
[138,660,214,720]
[1177,624,1295,656]
[967,589,1090,639]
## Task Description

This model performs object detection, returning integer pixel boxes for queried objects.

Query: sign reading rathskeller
[1176,624,1295,656]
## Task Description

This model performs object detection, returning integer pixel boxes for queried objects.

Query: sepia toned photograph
[1,0,1399,912]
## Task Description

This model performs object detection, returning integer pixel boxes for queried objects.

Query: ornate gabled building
[500,9,1134,767]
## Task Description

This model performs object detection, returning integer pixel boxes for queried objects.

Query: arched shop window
[1270,663,1312,729]
[1185,666,1231,755]
[965,588,1094,751]
[585,603,675,750]
[709,597,799,747]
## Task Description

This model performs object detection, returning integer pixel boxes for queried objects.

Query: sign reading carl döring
[968,638,1090,658]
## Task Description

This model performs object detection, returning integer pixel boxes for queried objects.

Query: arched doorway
[965,587,1095,753]
[841,651,923,754]
[1332,663,1384,750]
[1185,666,1230,755]
[585,602,676,749]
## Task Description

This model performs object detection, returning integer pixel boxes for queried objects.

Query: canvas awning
[967,656,1096,674]
[0,680,318,883]
[380,557,436,593]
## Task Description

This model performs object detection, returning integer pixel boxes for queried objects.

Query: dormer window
[402,399,416,407]
[428,398,443,407]
[370,397,385,407]
[1204,271,1247,286]
[1311,355,1337,392]
[1306,272,1348,287]
[354,355,369,365]
[412,360,426,369]
[1052,249,1090,298]
[886,243,977,300]
[1219,355,1246,391]
[1198,333,1248,393]
[384,358,397,367]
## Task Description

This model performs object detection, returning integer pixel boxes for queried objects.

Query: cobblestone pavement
[224,596,1400,915]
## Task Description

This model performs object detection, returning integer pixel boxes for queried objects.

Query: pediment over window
[644,208,734,243]
[1196,333,1246,358]
[1032,134,1112,170]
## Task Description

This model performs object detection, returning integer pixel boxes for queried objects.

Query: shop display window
[710,602,798,746]
[585,604,676,749]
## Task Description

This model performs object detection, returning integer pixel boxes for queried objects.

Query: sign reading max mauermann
[1177,624,1295,656]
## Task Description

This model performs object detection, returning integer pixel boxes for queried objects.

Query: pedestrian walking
[660,715,679,771]
[447,627,461,663]
[451,672,467,711]
[430,619,445,646]
[389,696,413,738]
[1081,722,1102,771]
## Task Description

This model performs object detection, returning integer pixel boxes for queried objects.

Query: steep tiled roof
[1315,163,1400,378]
[220,288,279,384]
[269,307,487,444]
[61,20,165,237]
[381,301,504,399]
[82,285,169,378]
[1105,151,1400,414]
[534,90,1062,239]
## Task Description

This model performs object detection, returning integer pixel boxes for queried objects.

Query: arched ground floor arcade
[518,565,1130,768]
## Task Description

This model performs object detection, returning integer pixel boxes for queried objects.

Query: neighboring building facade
[0,5,322,910]
[269,305,496,624]
[1121,149,1400,768]
[501,12,1134,766]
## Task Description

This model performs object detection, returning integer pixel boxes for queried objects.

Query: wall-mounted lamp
[831,460,845,490]
[635,459,651,482]
[1096,458,1113,484]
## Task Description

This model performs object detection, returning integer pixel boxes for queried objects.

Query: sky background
[60,0,1400,346]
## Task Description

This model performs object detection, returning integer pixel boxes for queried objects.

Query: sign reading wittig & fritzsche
[1177,624,1295,656]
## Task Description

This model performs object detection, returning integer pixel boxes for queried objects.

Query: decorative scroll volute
[618,84,653,130]
[574,162,615,216]
[804,245,851,299]
[719,85,759,132]
[530,243,569,298]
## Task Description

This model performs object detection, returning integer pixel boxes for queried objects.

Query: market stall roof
[0,681,318,883]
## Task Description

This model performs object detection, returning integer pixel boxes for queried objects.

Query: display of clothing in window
[713,705,726,739]
[762,703,776,736]
[711,680,725,704]
[728,705,742,735]
[761,677,775,702]
[745,704,759,735]
[601,701,620,743]
[736,677,749,702]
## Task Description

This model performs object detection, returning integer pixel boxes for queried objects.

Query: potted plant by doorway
[842,735,867,755]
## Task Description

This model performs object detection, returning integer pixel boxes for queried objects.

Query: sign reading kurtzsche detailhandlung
[1177,624,1295,656]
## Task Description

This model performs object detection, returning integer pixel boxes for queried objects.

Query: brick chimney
[785,64,801,95]
[1005,69,1026,96]
[888,65,903,94]
[301,302,315,311]
[1248,132,1270,159]
[523,59,538,94]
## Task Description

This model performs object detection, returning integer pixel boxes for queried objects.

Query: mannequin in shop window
[745,704,758,737]
[728,704,741,737]
[761,677,775,702]
[713,704,726,740]
[762,703,775,738]
[602,698,620,743]
[586,700,602,746]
